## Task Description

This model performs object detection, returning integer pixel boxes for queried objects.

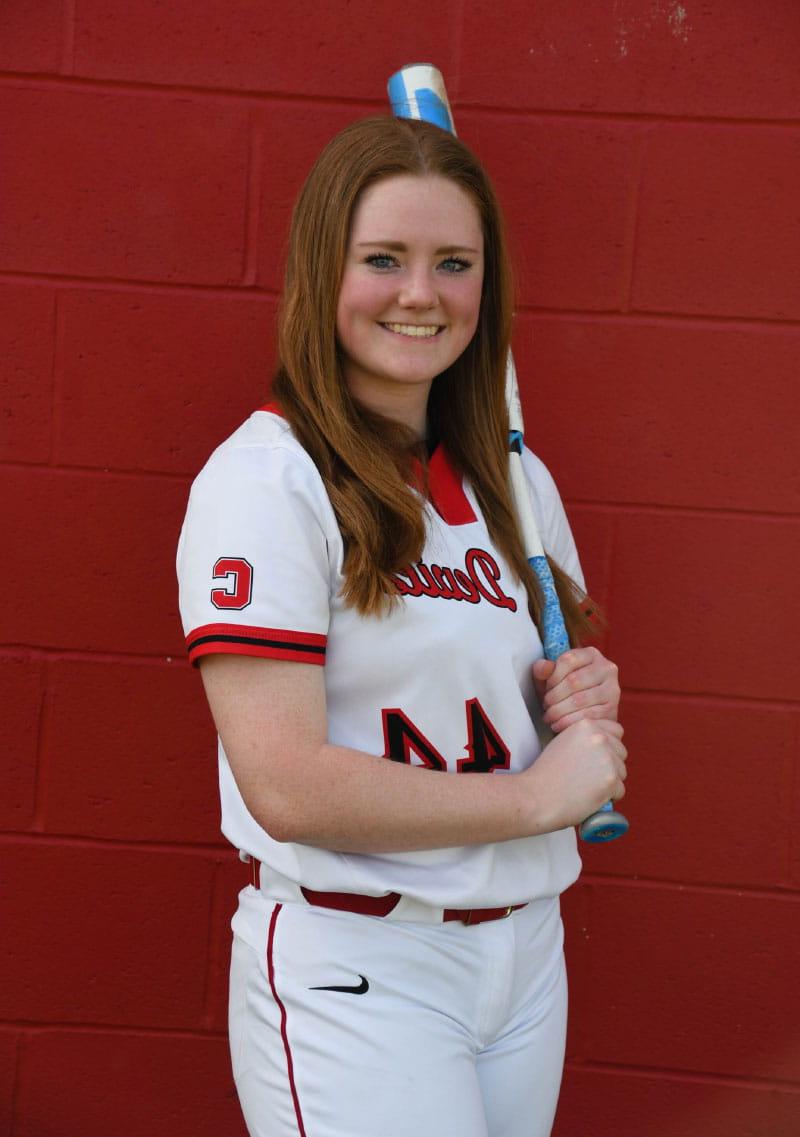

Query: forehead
[349,174,483,246]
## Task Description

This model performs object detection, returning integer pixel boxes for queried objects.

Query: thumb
[532,658,556,700]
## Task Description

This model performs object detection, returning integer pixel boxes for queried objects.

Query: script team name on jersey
[391,547,516,610]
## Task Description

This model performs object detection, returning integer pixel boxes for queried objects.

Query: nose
[398,265,437,309]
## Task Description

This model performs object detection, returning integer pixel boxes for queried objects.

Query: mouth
[381,323,443,339]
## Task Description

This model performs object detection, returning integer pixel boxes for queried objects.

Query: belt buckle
[461,905,514,926]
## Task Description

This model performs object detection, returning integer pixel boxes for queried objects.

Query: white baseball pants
[228,885,567,1137]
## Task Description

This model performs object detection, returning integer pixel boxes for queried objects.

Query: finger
[532,658,556,703]
[543,659,604,700]
[547,703,614,732]
[593,719,625,740]
[543,660,610,707]
[545,648,595,690]
[613,739,628,762]
[608,739,628,767]
[561,717,624,739]
[544,683,610,722]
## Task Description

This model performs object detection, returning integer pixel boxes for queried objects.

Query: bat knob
[579,804,629,843]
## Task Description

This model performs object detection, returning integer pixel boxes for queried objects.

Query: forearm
[248,741,541,852]
[202,656,623,855]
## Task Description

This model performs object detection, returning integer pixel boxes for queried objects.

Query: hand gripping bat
[387,64,628,842]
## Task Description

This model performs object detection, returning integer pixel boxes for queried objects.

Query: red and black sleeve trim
[186,623,326,666]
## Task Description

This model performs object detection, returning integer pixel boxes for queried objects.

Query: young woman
[177,116,626,1137]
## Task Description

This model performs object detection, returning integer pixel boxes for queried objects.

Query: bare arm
[199,654,627,854]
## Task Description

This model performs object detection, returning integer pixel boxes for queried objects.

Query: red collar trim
[415,445,477,527]
[258,404,475,527]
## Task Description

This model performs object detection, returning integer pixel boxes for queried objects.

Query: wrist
[519,763,557,837]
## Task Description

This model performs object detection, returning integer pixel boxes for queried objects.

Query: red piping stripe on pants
[266,904,307,1136]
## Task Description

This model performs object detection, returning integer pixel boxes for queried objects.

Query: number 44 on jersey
[382,700,511,774]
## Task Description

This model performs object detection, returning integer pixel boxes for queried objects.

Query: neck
[345,375,431,441]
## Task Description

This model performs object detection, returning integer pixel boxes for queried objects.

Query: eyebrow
[356,241,481,255]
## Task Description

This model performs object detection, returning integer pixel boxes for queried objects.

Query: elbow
[232,744,325,846]
[249,797,300,845]
[263,812,304,845]
[247,786,315,846]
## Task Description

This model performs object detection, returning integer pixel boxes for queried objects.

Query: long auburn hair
[271,116,597,645]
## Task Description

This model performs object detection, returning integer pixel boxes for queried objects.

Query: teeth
[383,323,440,338]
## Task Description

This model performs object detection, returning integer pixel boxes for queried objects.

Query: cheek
[338,274,383,317]
[336,277,382,343]
[335,287,358,349]
[457,279,483,336]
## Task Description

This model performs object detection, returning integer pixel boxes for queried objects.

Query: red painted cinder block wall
[2,3,798,1134]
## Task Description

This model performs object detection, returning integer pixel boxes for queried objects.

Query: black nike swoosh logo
[309,974,369,995]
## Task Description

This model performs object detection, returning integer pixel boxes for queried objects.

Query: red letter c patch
[211,557,253,610]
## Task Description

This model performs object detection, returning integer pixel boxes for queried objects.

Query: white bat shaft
[504,354,525,436]
[508,452,545,558]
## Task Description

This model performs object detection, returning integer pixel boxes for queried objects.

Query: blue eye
[365,253,397,269]
[440,256,472,273]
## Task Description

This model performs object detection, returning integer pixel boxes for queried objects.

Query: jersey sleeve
[176,440,333,667]
[519,447,586,593]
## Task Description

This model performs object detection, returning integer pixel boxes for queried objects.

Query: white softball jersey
[177,406,583,908]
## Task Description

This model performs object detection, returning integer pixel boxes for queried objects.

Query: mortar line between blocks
[565,1056,800,1093]
[61,0,76,76]
[241,112,262,287]
[3,73,800,128]
[624,125,653,310]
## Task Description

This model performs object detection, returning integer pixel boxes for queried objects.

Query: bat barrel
[387,65,456,134]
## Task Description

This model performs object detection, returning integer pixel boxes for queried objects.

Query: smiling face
[335,174,485,437]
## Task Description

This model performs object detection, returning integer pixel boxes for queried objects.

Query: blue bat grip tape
[388,74,454,133]
[529,555,570,661]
